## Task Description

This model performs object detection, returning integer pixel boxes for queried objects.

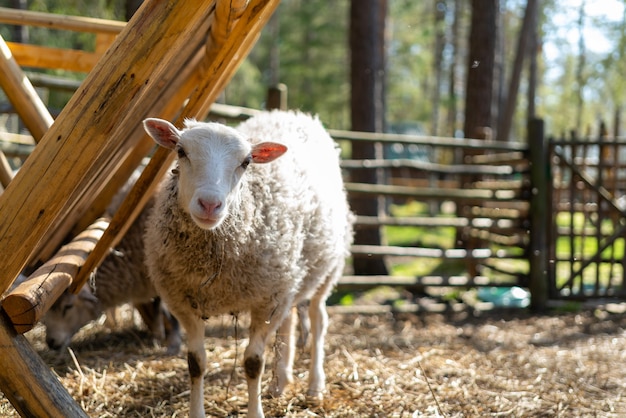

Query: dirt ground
[1,303,625,417]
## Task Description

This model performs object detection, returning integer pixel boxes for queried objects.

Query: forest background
[1,0,625,142]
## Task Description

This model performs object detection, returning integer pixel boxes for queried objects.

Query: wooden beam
[2,218,109,334]
[0,311,88,417]
[7,42,101,73]
[0,151,14,189]
[0,7,125,34]
[0,35,54,141]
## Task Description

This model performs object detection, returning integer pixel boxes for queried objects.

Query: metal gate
[548,136,626,300]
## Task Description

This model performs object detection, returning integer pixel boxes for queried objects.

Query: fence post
[266,83,287,110]
[528,118,549,310]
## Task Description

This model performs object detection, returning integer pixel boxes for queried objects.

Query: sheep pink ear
[143,118,181,149]
[251,142,287,163]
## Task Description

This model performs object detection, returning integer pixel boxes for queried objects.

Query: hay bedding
[1,306,625,417]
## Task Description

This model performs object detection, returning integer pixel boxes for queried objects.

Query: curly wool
[145,110,353,323]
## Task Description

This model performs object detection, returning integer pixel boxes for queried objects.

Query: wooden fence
[330,125,538,309]
[548,133,626,301]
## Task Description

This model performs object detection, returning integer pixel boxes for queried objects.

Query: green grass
[553,211,625,293]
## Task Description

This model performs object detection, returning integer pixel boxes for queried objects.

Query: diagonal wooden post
[0,34,53,142]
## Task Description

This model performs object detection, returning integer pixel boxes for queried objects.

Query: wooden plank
[351,244,492,259]
[345,182,522,201]
[341,158,516,175]
[0,313,88,417]
[329,128,528,151]
[7,42,101,72]
[0,36,54,141]
[0,7,125,34]
[355,215,523,229]
[339,275,493,287]
[2,218,109,334]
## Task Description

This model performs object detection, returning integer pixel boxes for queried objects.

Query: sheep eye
[241,155,252,169]
[62,304,73,317]
[176,146,186,159]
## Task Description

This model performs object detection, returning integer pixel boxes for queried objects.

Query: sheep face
[143,118,287,230]
[42,287,101,350]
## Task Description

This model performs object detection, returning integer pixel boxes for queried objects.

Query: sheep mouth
[190,212,223,230]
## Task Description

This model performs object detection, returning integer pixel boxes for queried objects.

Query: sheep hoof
[305,390,324,405]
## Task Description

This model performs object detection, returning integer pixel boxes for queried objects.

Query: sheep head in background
[41,190,181,355]
[143,118,287,230]
[143,110,354,418]
[42,286,101,351]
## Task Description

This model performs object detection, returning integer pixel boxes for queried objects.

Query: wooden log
[7,42,102,73]
[0,312,88,417]
[0,35,54,141]
[0,151,14,189]
[2,218,109,334]
[0,7,125,34]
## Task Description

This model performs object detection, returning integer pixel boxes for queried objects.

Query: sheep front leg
[269,306,296,397]
[245,308,288,418]
[183,316,207,418]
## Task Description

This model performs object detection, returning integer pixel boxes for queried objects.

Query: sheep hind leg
[307,266,342,401]
[182,316,207,418]
[269,306,296,397]
[246,306,290,418]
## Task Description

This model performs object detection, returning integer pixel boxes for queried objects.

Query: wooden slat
[341,158,516,175]
[0,36,54,141]
[0,7,125,34]
[351,244,492,259]
[329,128,528,151]
[7,42,101,72]
[345,182,522,201]
[339,275,493,288]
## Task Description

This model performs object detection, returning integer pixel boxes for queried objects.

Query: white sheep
[142,110,353,418]
[42,198,181,354]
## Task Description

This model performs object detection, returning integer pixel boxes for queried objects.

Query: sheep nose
[197,198,222,216]
[46,337,62,350]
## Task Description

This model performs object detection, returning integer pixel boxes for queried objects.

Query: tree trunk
[463,0,497,139]
[447,0,461,138]
[496,0,538,142]
[575,0,586,137]
[460,0,498,276]
[431,0,446,136]
[10,0,28,43]
[350,0,388,275]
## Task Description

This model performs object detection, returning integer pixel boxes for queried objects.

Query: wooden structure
[549,129,626,300]
[0,1,279,415]
[332,126,534,292]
